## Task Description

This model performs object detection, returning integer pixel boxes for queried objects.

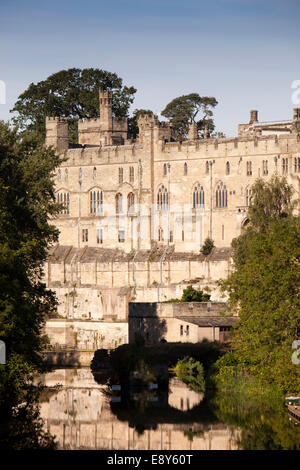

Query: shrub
[174,357,205,393]
[201,238,214,256]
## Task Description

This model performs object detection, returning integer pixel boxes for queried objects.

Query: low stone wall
[42,350,95,367]
[45,319,128,350]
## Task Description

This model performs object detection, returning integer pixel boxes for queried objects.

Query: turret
[249,110,258,124]
[45,117,69,153]
[188,122,198,140]
[99,89,113,129]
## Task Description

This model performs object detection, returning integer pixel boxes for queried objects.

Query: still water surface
[38,368,300,450]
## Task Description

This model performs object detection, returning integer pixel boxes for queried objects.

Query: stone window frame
[129,166,134,183]
[96,228,103,244]
[127,192,135,215]
[118,229,125,243]
[56,190,70,215]
[294,157,300,173]
[262,160,268,176]
[89,188,103,215]
[157,184,169,211]
[82,228,88,242]
[116,193,123,214]
[192,183,205,209]
[215,182,228,208]
[282,157,288,175]
[119,167,123,184]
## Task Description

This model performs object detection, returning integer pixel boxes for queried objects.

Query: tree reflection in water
[211,379,300,450]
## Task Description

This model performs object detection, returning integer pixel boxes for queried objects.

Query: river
[37,367,300,450]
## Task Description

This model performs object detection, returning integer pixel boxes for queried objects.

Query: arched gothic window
[163,163,167,176]
[127,192,135,215]
[116,193,123,214]
[93,167,97,179]
[57,192,70,215]
[158,227,164,241]
[226,161,230,175]
[90,189,103,214]
[216,182,228,208]
[184,162,188,175]
[157,184,169,211]
[206,161,209,174]
[193,184,205,209]
[65,168,68,181]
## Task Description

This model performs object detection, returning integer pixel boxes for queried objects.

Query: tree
[181,285,211,302]
[161,93,218,140]
[127,109,154,140]
[215,177,300,393]
[0,121,61,444]
[174,357,205,393]
[247,176,296,232]
[11,68,137,144]
[201,238,214,256]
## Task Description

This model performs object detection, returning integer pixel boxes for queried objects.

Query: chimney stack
[249,110,258,124]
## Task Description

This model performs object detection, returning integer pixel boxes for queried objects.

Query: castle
[44,89,300,350]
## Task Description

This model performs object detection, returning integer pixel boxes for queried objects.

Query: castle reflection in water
[39,368,239,450]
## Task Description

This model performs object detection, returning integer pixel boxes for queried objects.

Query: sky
[0,0,300,136]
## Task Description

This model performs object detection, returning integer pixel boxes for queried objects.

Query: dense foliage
[201,238,214,256]
[214,176,300,393]
[174,357,205,393]
[166,285,211,302]
[0,121,61,447]
[11,68,136,143]
[161,93,218,140]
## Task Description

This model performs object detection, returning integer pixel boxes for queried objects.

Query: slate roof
[176,316,238,327]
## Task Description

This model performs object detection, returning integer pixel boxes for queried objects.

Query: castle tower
[45,117,69,152]
[293,108,300,133]
[99,89,112,130]
[188,122,198,140]
[249,110,258,124]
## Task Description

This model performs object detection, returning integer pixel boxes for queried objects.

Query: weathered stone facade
[44,91,300,347]
[129,301,238,344]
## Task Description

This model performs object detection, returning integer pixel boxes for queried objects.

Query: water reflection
[39,368,238,450]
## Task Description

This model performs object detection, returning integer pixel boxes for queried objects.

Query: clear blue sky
[1,0,299,136]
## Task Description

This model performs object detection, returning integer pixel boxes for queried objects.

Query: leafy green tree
[201,238,214,256]
[174,357,205,393]
[161,93,218,140]
[215,176,300,393]
[0,121,61,444]
[127,109,154,139]
[181,285,211,302]
[11,68,136,144]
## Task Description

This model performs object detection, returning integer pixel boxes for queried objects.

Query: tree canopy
[0,121,61,447]
[161,93,218,140]
[215,176,300,393]
[11,68,136,143]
